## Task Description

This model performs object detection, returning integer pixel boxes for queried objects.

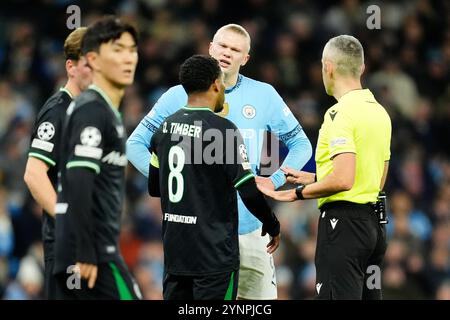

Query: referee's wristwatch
[295,184,306,200]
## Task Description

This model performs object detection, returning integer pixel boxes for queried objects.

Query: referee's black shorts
[315,201,387,300]
[163,269,239,300]
[54,257,141,300]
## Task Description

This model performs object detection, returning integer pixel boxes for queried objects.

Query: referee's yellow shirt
[315,89,391,208]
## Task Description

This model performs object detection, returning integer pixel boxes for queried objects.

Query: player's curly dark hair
[81,15,138,54]
[179,55,221,94]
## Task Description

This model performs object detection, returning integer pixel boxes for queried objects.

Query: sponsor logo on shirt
[164,213,197,225]
[102,151,127,166]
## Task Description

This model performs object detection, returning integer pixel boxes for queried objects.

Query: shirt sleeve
[236,180,280,237]
[148,150,161,197]
[384,147,391,162]
[126,85,187,177]
[222,121,255,188]
[384,116,392,161]
[328,107,356,159]
[28,108,63,167]
[66,167,97,264]
[266,84,300,138]
[266,85,313,189]
[65,103,106,174]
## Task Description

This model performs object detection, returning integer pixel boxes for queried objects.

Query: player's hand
[255,176,275,191]
[266,234,280,254]
[76,262,98,289]
[281,167,315,185]
[257,184,297,202]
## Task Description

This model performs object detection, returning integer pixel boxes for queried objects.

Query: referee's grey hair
[323,35,364,77]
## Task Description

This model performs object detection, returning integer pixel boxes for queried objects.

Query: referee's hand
[281,167,315,185]
[76,262,98,289]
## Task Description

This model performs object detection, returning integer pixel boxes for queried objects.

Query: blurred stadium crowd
[0,0,449,299]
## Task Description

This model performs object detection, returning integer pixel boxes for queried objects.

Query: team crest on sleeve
[80,126,102,147]
[239,144,249,162]
[37,122,55,141]
[239,143,251,170]
[242,105,256,119]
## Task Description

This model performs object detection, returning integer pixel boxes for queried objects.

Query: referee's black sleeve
[237,178,280,237]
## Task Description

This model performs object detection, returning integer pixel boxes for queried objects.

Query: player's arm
[64,153,99,288]
[63,104,106,286]
[236,179,280,247]
[126,86,185,177]
[225,125,280,253]
[66,167,98,288]
[235,175,281,254]
[258,108,356,201]
[265,86,313,189]
[66,167,97,263]
[258,152,355,201]
[298,152,355,198]
[148,150,161,197]
[24,109,62,217]
[24,158,56,216]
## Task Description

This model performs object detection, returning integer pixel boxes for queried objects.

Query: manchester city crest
[242,105,256,119]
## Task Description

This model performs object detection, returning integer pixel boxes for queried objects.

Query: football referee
[258,35,392,300]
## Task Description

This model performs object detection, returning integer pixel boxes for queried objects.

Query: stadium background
[0,0,449,300]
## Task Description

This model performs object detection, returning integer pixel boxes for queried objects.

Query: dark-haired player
[54,16,141,300]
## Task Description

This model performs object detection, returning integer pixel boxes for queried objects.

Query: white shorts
[237,227,277,300]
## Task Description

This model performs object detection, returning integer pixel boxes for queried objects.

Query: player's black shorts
[315,201,387,300]
[53,258,141,300]
[163,269,239,300]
